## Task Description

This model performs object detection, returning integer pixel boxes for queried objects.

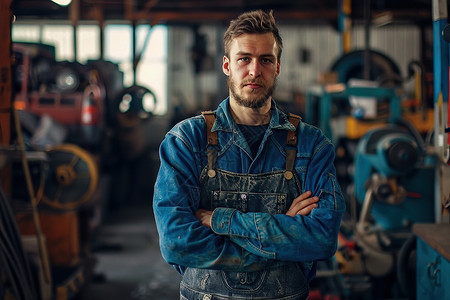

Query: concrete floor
[76,203,181,300]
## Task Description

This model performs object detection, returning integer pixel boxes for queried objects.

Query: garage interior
[1,0,449,299]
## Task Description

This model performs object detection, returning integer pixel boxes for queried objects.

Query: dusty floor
[76,202,181,300]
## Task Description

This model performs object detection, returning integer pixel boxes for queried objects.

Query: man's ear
[276,60,281,76]
[222,56,230,76]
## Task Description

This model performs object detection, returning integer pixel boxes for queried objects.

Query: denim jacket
[153,97,345,281]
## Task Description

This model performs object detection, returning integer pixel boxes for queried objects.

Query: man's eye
[239,57,250,62]
[262,58,273,64]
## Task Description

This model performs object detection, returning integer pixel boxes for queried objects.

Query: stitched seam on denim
[212,168,287,177]
[329,172,337,210]
[318,172,335,194]
[227,209,237,235]
[271,134,286,156]
[228,232,252,238]
[253,213,262,247]
[182,275,307,300]
[167,131,194,154]
[217,132,234,156]
[220,269,268,294]
[312,139,330,160]
[211,208,236,235]
[242,237,276,259]
[169,114,205,147]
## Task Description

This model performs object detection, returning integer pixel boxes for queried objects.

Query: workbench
[413,223,450,299]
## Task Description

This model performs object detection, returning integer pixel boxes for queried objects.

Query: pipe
[339,0,352,54]
[363,0,371,80]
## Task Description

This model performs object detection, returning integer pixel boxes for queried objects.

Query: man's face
[223,33,280,109]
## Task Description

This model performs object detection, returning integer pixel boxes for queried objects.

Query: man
[153,10,345,300]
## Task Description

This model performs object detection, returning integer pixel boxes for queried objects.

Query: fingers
[286,191,319,217]
[293,190,312,202]
[286,192,310,216]
[295,201,318,216]
[195,209,213,228]
[296,196,319,211]
[286,199,318,217]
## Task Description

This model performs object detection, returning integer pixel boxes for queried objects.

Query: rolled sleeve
[211,207,237,235]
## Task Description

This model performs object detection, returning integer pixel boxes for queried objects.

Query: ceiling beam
[130,9,340,24]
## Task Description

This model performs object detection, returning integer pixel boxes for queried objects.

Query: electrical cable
[0,185,35,284]
[0,227,33,299]
[12,105,52,284]
[0,194,35,300]
[396,235,417,300]
[0,187,38,300]
[0,237,25,299]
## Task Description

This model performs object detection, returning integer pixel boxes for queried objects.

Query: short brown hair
[223,10,283,60]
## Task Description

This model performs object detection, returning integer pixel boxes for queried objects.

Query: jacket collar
[212,97,296,133]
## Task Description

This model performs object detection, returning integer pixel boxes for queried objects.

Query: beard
[227,75,277,109]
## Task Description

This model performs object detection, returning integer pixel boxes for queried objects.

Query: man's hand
[285,191,318,217]
[195,209,213,228]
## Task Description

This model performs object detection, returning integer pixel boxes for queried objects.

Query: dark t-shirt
[237,124,268,157]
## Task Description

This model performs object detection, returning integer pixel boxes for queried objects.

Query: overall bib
[180,112,309,300]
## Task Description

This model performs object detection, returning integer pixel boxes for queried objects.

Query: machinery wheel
[330,49,402,86]
[41,144,98,210]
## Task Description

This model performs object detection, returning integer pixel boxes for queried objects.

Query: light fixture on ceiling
[51,0,72,6]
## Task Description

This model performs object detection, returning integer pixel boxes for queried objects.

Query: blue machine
[354,121,435,231]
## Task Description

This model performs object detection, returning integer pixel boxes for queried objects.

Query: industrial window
[12,22,168,115]
[77,25,101,63]
[104,24,168,115]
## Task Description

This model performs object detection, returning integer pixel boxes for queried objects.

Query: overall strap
[285,113,301,180]
[202,111,218,178]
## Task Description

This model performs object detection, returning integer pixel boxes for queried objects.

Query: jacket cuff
[211,207,236,235]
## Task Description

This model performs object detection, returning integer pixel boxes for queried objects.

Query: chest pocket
[211,190,288,214]
[200,111,303,215]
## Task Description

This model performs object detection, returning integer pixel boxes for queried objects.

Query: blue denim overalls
[180,112,309,300]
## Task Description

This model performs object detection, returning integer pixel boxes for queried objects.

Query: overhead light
[51,0,72,6]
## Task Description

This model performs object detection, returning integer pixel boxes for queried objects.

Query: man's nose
[249,60,261,77]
